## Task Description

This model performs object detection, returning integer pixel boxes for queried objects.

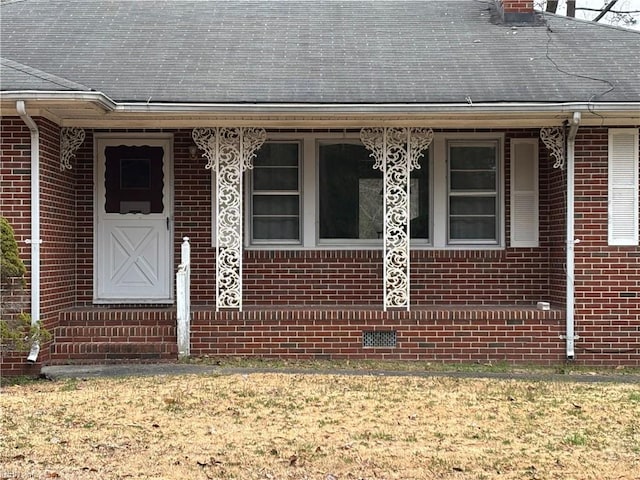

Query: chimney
[497,0,535,23]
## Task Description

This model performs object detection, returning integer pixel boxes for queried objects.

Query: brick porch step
[50,308,177,365]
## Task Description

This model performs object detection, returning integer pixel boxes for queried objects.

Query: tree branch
[593,0,617,22]
[576,8,640,13]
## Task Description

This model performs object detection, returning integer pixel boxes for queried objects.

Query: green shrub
[0,217,50,351]
[1,216,26,282]
[0,313,51,351]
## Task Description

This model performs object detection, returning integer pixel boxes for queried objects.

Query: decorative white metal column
[192,127,266,310]
[60,127,85,170]
[540,127,565,170]
[360,127,433,311]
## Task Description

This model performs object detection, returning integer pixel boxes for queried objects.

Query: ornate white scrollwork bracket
[60,127,85,171]
[540,127,565,170]
[360,127,433,311]
[192,127,266,310]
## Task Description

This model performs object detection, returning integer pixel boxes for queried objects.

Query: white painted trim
[510,138,539,248]
[608,128,640,246]
[93,134,174,304]
[5,90,640,115]
[432,137,447,248]
[302,137,316,248]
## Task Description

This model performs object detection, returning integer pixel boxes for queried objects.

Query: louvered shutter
[608,129,639,246]
[510,139,539,247]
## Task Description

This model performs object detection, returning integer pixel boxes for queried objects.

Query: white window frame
[247,139,303,246]
[432,133,505,249]
[241,131,504,250]
[446,139,501,245]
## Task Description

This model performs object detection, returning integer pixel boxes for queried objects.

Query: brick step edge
[49,342,178,363]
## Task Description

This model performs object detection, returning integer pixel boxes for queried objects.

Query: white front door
[94,136,173,303]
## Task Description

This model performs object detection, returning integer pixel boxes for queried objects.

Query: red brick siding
[191,308,567,364]
[572,128,640,362]
[173,130,217,304]
[0,351,43,377]
[74,130,94,305]
[1,118,34,376]
[547,132,568,307]
[501,0,534,13]
[48,307,565,365]
[38,119,76,336]
[1,116,75,371]
[243,248,553,307]
[0,118,31,265]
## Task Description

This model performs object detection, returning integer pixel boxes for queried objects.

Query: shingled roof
[1,0,639,105]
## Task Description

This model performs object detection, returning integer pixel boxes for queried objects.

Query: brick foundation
[45,306,567,366]
[0,350,42,378]
[191,307,565,363]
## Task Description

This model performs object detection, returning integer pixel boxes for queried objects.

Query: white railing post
[176,236,191,358]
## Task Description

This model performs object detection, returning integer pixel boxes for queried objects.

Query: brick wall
[191,307,565,364]
[0,118,31,262]
[242,248,554,306]
[48,306,565,365]
[39,118,76,335]
[1,116,75,374]
[547,132,568,307]
[500,0,533,13]
[74,130,94,305]
[572,128,640,363]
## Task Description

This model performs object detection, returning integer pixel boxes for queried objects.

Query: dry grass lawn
[1,371,639,479]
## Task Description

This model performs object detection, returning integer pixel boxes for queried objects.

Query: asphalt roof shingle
[1,0,639,104]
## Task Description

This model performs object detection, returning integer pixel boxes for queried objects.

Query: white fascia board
[2,90,639,126]
[115,101,640,116]
[0,90,117,111]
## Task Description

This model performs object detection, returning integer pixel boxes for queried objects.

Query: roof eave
[1,91,639,128]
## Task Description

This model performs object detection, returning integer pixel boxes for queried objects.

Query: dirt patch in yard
[1,373,639,479]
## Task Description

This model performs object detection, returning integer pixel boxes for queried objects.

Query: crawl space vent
[363,330,397,348]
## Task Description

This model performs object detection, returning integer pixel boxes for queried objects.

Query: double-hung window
[250,141,301,244]
[447,140,499,244]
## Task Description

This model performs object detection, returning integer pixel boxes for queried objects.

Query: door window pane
[104,146,164,214]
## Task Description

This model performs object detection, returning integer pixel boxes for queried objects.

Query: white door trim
[93,133,174,304]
